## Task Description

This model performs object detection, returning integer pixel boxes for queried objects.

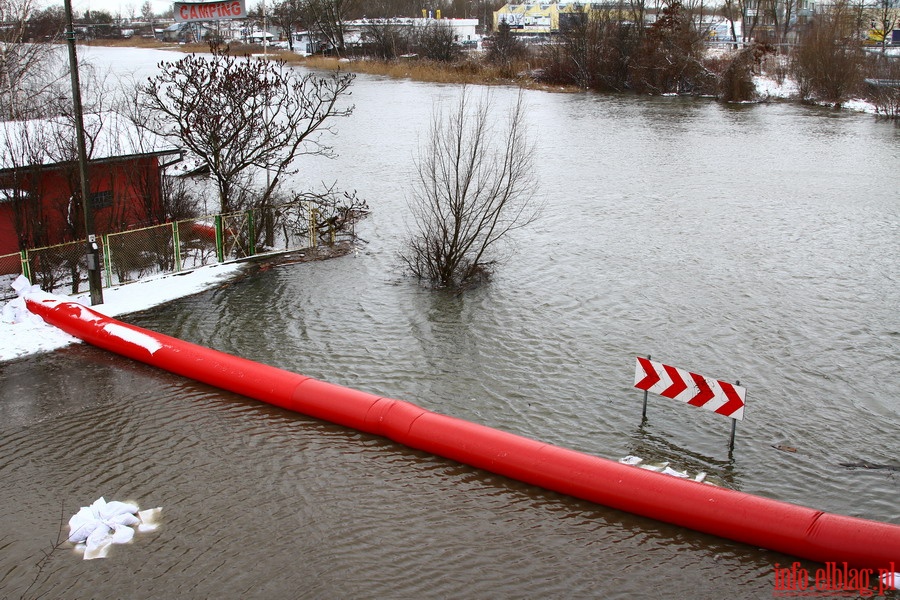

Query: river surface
[1,47,898,599]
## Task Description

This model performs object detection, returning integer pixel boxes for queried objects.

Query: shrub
[791,17,864,107]
[718,43,775,102]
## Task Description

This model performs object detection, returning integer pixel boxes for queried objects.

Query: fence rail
[0,199,351,301]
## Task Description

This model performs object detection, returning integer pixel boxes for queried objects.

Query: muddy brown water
[1,50,898,598]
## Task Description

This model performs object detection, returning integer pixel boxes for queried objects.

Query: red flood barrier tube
[26,296,900,570]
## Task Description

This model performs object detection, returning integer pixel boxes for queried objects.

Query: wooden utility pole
[64,0,104,305]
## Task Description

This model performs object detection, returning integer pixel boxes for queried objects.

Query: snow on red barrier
[26,296,900,570]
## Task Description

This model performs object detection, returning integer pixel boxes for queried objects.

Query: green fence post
[215,214,224,263]
[247,209,256,256]
[19,250,30,281]
[172,221,182,272]
[102,234,112,288]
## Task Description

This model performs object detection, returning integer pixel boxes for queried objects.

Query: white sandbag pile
[67,497,162,560]
[618,455,712,484]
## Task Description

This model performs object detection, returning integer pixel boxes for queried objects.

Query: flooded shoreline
[1,49,897,598]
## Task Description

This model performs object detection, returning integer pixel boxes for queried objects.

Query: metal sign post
[728,380,740,451]
[641,354,650,420]
[634,356,747,449]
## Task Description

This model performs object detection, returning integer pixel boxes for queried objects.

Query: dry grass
[82,38,582,91]
[300,55,582,92]
[300,55,513,85]
[84,37,294,57]
[85,37,168,48]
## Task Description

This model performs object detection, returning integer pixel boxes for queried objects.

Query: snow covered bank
[0,264,243,362]
[752,74,881,115]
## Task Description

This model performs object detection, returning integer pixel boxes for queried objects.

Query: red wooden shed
[0,112,182,256]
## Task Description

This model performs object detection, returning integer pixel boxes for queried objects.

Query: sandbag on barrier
[26,296,900,571]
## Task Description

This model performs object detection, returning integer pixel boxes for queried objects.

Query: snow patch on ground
[0,263,243,362]
[753,75,799,100]
[753,74,879,114]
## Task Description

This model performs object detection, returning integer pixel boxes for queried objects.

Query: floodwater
[1,48,899,598]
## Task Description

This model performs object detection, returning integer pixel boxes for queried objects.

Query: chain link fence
[105,223,180,287]
[23,240,93,297]
[1,198,356,301]
[1,251,25,301]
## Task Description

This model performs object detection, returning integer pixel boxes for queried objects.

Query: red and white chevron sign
[634,357,746,421]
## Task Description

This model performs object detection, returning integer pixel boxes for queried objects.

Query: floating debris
[661,466,690,478]
[839,461,900,472]
[773,444,798,453]
[619,456,713,485]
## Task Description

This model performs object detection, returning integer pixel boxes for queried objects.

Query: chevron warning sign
[634,357,746,421]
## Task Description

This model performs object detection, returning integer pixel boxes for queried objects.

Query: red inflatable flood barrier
[26,296,900,570]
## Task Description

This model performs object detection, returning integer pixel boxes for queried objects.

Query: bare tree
[486,20,527,75]
[359,19,409,59]
[78,9,116,39]
[628,0,650,37]
[0,0,67,120]
[303,0,357,56]
[270,0,306,51]
[539,5,647,92]
[738,0,760,41]
[864,54,900,118]
[846,0,870,39]
[140,0,155,36]
[401,87,540,289]
[791,1,864,106]
[718,41,774,101]
[777,0,800,43]
[0,118,55,251]
[411,20,461,62]
[139,45,354,215]
[870,0,897,52]
[550,6,609,89]
[25,3,66,40]
[719,0,742,43]
[631,1,713,95]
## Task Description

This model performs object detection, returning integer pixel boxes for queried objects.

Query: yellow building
[493,0,643,34]
[493,2,559,34]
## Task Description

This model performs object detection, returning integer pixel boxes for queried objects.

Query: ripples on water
[1,65,898,598]
[0,347,780,599]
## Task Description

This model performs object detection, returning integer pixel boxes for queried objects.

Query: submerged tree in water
[401,87,540,289]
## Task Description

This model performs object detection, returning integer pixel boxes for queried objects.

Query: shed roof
[0,112,181,174]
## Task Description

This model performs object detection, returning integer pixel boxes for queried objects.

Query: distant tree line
[251,0,896,113]
[531,0,897,112]
[8,0,168,42]
[250,0,498,58]
[1,0,897,118]
[261,0,502,47]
